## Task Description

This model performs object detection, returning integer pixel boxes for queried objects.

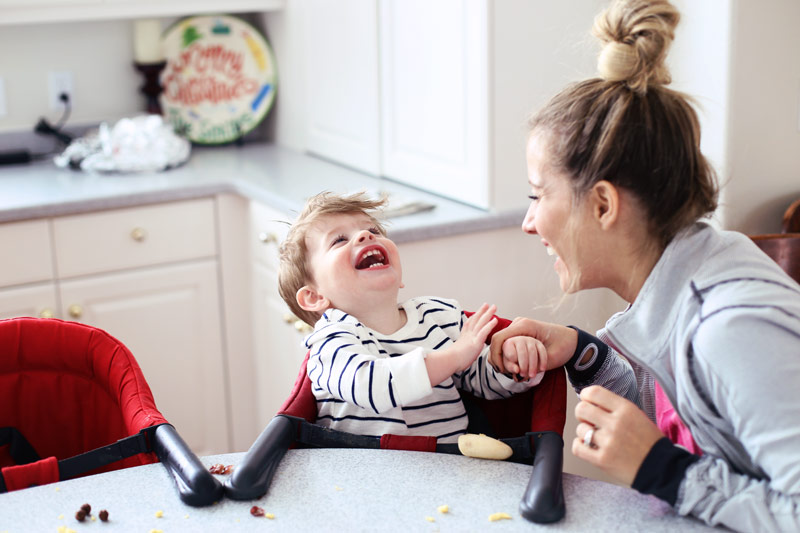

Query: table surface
[0,448,721,532]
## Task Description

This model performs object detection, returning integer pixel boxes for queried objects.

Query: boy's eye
[330,234,348,247]
[369,227,380,235]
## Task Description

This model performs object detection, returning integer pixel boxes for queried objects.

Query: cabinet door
[304,0,381,175]
[59,260,228,455]
[252,261,308,430]
[379,0,489,208]
[0,219,54,289]
[0,283,58,320]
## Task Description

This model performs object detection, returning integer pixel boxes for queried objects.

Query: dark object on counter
[226,314,567,524]
[134,61,167,115]
[0,150,32,166]
[98,509,109,522]
[0,317,222,506]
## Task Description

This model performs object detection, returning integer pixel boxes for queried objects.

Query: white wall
[724,0,800,233]
[0,20,142,132]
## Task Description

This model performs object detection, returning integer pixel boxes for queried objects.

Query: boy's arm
[454,344,543,399]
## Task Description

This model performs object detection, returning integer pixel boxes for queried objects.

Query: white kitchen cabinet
[290,0,603,210]
[58,260,227,456]
[0,0,283,25]
[304,0,487,207]
[0,283,58,320]
[249,201,308,431]
[0,198,232,456]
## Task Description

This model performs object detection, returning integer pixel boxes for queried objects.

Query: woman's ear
[590,180,620,230]
[296,286,330,313]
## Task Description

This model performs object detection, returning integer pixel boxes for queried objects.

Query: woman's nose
[522,204,537,234]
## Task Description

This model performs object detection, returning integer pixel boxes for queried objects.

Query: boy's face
[300,212,403,315]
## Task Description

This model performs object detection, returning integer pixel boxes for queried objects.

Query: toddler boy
[278,192,545,443]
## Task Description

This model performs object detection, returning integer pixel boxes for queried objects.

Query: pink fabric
[655,381,702,455]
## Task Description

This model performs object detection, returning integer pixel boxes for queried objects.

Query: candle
[133,19,164,64]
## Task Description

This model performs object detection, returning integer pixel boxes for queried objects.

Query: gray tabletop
[0,448,720,532]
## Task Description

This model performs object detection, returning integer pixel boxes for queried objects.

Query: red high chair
[0,317,222,506]
[225,315,568,523]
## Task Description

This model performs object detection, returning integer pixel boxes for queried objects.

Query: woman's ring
[583,427,596,448]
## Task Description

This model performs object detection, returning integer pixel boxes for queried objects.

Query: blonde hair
[277,191,388,326]
[529,0,717,249]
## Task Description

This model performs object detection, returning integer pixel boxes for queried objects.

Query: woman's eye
[528,195,540,202]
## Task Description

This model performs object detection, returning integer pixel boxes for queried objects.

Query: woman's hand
[573,385,664,486]
[488,317,578,373]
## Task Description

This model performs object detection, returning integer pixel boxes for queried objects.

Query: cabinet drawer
[53,199,217,278]
[249,201,289,273]
[0,219,54,288]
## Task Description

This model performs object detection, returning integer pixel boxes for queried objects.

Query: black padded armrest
[153,424,223,507]
[520,431,565,523]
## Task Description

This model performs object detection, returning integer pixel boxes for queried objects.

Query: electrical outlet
[0,77,7,117]
[48,71,73,111]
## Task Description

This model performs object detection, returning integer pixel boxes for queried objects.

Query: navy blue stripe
[315,397,345,404]
[405,411,467,429]
[352,361,369,408]
[379,323,457,345]
[324,343,354,395]
[368,362,378,413]
[316,414,405,425]
[388,380,397,408]
[437,428,467,440]
[401,397,462,410]
[430,298,457,309]
[419,307,448,322]
[338,353,358,399]
[433,337,449,350]
[435,380,456,390]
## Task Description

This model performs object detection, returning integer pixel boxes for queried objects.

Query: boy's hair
[278,191,388,327]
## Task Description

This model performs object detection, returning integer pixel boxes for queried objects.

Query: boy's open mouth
[355,247,388,269]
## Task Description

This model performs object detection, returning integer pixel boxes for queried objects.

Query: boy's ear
[296,285,330,313]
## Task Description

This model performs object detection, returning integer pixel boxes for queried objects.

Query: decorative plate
[160,15,277,145]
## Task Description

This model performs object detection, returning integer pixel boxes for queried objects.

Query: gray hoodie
[580,222,800,532]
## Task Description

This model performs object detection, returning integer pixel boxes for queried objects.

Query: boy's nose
[357,230,374,242]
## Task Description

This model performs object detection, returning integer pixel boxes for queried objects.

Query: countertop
[0,449,720,532]
[0,144,526,244]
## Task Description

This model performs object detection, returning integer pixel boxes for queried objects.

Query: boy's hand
[501,335,547,381]
[451,303,498,370]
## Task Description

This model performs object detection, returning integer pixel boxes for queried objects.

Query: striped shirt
[304,296,542,444]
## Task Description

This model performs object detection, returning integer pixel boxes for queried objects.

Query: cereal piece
[185,514,190,519]
[265,513,275,520]
[155,510,164,518]
[334,485,343,491]
[90,515,97,522]
[98,509,109,522]
[80,503,91,514]
[149,530,164,533]
[57,527,67,533]
[437,505,449,514]
[425,516,435,522]
[458,434,513,460]
[75,509,87,522]
[58,514,64,520]
[250,506,265,517]
[488,512,512,522]
[222,464,235,475]
[208,463,225,474]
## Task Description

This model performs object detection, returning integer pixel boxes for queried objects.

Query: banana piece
[457,433,513,460]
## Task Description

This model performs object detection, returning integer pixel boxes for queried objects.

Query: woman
[489,0,800,531]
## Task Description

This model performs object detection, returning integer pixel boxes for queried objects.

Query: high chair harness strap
[291,416,537,463]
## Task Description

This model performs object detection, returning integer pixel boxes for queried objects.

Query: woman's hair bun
[592,0,680,93]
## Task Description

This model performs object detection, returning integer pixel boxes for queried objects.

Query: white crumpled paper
[54,115,191,173]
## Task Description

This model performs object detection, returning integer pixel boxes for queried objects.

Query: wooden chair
[750,233,800,284]
[782,198,800,233]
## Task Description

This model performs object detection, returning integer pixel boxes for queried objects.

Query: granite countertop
[0,144,526,244]
[0,449,720,532]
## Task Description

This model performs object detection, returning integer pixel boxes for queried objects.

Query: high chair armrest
[153,424,223,507]
[520,431,565,523]
[225,415,297,500]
